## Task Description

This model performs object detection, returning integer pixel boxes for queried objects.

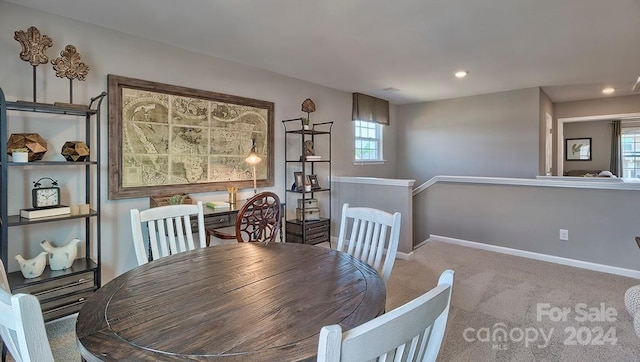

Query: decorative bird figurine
[40,238,80,270]
[15,252,48,279]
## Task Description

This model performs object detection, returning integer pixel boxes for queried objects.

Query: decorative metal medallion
[51,45,90,81]
[14,26,52,66]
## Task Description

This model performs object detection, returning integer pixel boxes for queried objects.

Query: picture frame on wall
[565,138,592,161]
[107,74,275,199]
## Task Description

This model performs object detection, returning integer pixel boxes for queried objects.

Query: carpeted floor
[386,241,640,361]
[31,241,640,361]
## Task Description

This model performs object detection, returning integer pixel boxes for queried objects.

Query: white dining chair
[336,203,401,284]
[0,260,9,362]
[317,269,454,362]
[0,265,54,362]
[130,201,206,265]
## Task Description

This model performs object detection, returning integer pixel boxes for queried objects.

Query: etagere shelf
[0,86,105,321]
[282,119,333,246]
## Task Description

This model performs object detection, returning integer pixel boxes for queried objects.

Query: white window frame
[621,127,640,178]
[354,120,385,164]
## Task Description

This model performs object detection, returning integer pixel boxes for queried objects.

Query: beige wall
[0,3,400,281]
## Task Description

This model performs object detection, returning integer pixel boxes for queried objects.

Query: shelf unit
[282,119,333,245]
[0,87,106,321]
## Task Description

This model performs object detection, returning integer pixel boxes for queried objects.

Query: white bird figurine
[40,238,81,270]
[15,252,48,278]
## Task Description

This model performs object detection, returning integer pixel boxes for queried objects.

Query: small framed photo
[294,172,304,192]
[565,138,592,161]
[308,174,321,189]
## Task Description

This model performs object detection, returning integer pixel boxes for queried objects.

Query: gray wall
[563,121,612,173]
[554,95,640,177]
[331,179,413,254]
[397,88,541,185]
[0,3,400,281]
[555,94,640,119]
[416,181,640,270]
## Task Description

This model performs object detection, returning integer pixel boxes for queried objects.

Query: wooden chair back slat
[208,192,281,245]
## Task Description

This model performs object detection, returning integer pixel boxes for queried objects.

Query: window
[354,120,383,162]
[622,128,640,178]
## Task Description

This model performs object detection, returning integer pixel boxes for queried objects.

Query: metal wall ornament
[14,26,52,66]
[51,45,90,104]
[14,26,53,102]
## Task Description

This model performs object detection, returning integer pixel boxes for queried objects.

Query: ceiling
[6,0,640,105]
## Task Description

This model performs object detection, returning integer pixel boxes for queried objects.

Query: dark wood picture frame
[107,75,274,199]
[308,174,321,189]
[565,137,592,161]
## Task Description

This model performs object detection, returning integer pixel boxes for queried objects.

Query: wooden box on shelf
[296,207,320,221]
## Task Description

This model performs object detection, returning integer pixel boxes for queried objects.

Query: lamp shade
[245,151,262,165]
[245,139,262,165]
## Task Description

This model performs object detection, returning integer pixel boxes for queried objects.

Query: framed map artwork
[107,75,274,199]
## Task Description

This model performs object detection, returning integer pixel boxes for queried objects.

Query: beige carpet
[386,241,640,361]
[26,241,640,361]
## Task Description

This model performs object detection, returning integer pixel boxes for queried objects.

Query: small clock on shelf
[32,177,61,208]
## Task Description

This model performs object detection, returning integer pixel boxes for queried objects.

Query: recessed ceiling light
[454,70,469,78]
[602,87,615,94]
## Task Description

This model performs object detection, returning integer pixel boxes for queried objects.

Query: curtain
[352,93,389,125]
[610,120,622,176]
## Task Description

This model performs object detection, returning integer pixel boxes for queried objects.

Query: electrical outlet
[559,229,569,241]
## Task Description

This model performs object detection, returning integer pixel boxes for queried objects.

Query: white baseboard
[428,234,640,279]
[329,236,412,260]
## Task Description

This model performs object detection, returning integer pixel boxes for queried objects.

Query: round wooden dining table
[76,242,386,361]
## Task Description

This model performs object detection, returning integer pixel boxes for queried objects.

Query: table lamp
[245,138,262,194]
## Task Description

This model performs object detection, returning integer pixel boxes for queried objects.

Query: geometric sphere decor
[61,141,89,162]
[6,133,47,161]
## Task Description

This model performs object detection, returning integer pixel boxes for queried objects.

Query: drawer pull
[78,297,85,302]
[78,278,86,283]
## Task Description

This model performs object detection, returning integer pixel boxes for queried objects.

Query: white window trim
[354,120,385,163]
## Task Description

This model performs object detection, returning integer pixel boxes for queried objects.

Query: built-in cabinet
[0,86,105,321]
[282,119,333,245]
